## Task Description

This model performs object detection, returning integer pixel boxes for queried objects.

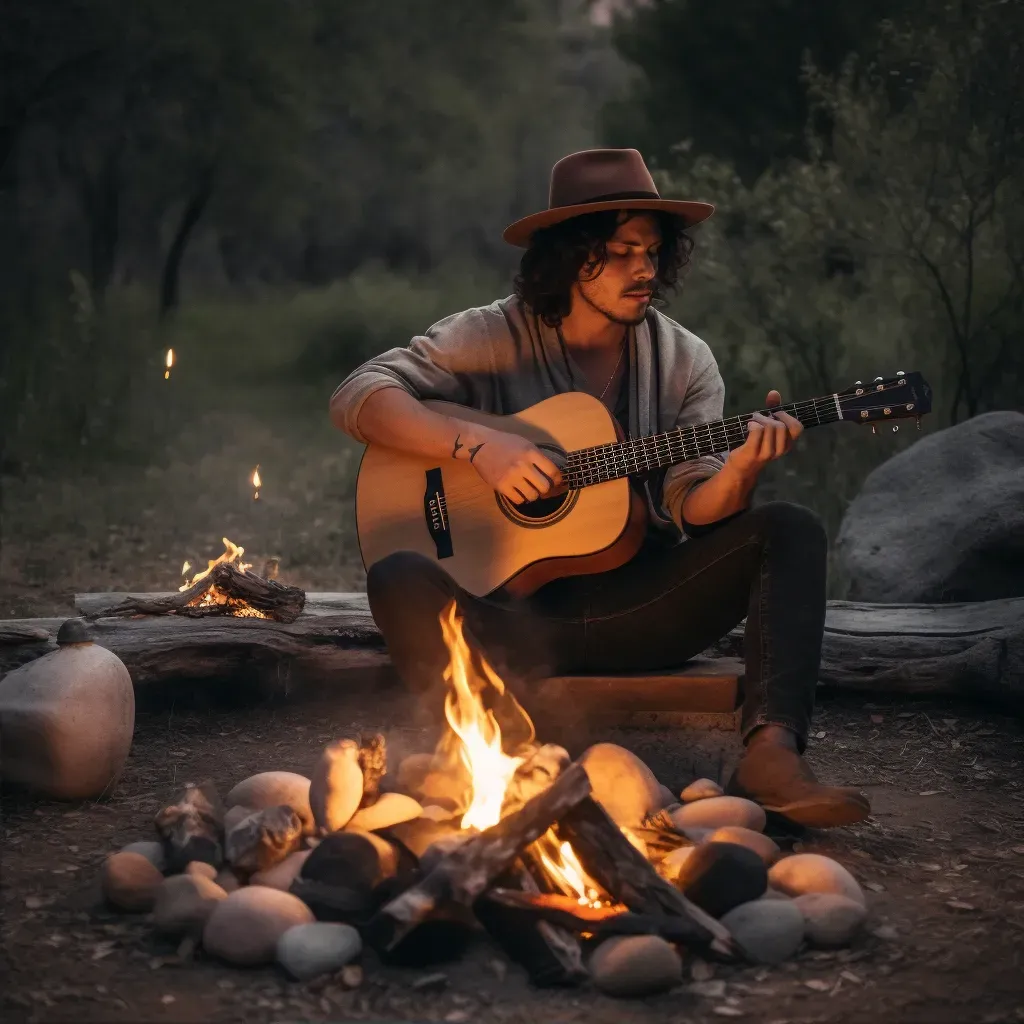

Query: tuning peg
[874,376,884,382]
[897,370,905,376]
[855,380,862,385]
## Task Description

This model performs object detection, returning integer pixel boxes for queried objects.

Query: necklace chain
[598,337,627,401]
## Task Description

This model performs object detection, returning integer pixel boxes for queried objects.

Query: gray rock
[0,636,134,800]
[836,411,1024,602]
[769,854,865,907]
[703,826,780,866]
[669,796,766,833]
[309,740,364,834]
[101,851,164,912]
[203,886,314,965]
[224,804,255,834]
[153,874,227,937]
[347,792,422,832]
[580,743,664,828]
[121,840,167,873]
[721,899,805,965]
[680,778,724,802]
[276,922,362,980]
[794,892,868,947]
[226,772,314,834]
[589,935,683,997]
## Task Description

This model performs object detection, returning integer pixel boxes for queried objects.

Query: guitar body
[355,392,648,597]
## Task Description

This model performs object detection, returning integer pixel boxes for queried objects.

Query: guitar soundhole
[517,493,569,519]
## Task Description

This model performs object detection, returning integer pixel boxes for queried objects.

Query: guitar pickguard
[423,468,453,559]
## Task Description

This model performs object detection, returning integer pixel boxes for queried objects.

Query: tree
[602,0,909,177]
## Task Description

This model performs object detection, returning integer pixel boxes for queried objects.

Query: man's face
[574,212,662,326]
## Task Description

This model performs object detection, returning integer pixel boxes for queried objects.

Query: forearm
[680,462,758,527]
[338,386,491,461]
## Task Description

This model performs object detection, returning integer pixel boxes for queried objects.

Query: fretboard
[563,394,844,488]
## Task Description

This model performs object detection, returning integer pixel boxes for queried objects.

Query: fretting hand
[726,390,804,478]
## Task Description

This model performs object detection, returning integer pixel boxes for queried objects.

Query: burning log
[364,762,592,953]
[484,888,733,945]
[85,562,306,623]
[556,796,738,959]
[474,865,586,987]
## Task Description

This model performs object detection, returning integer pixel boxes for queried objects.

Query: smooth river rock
[589,935,683,997]
[680,778,724,802]
[153,874,228,937]
[704,826,780,866]
[676,842,767,918]
[580,743,664,828]
[769,854,866,907]
[226,772,314,834]
[276,922,362,980]
[794,892,868,947]
[309,739,364,834]
[251,850,311,891]
[659,845,696,883]
[347,792,422,832]
[721,899,806,965]
[0,628,134,800]
[184,861,218,881]
[203,886,314,965]
[669,796,767,833]
[101,851,164,912]
[224,804,255,834]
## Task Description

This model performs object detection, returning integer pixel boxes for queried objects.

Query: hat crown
[548,149,659,210]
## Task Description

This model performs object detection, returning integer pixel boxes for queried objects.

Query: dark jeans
[366,501,827,747]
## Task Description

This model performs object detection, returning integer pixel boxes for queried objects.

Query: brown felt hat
[502,148,715,248]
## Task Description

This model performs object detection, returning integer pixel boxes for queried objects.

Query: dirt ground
[3,683,1023,1024]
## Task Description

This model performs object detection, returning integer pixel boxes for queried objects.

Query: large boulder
[0,620,134,799]
[836,412,1024,602]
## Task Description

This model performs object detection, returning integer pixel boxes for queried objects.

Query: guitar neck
[563,394,843,488]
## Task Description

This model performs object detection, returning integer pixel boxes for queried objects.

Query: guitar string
[564,397,840,487]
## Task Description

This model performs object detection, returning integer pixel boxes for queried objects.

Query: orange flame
[436,600,611,907]
[164,348,174,380]
[252,465,261,500]
[439,602,525,830]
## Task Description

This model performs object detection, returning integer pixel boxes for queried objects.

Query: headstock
[837,371,932,433]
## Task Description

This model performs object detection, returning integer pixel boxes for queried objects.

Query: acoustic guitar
[356,371,932,597]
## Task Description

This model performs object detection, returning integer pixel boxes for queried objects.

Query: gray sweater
[330,294,727,540]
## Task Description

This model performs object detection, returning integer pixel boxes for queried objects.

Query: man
[330,148,870,828]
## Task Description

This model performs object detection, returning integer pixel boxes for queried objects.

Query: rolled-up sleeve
[329,309,494,443]
[660,352,728,532]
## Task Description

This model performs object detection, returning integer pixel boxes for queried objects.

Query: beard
[578,286,650,326]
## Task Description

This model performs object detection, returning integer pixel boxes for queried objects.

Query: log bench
[0,593,1021,717]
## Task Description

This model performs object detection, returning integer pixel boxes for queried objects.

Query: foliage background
[1,0,1021,614]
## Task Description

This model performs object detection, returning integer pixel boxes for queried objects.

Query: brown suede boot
[726,743,871,828]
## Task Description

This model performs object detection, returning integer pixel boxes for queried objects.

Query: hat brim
[502,199,715,248]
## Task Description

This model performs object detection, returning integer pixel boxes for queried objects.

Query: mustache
[622,285,654,296]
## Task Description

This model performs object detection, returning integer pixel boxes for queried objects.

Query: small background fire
[92,598,874,1000]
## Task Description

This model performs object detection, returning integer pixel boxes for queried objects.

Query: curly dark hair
[513,209,694,327]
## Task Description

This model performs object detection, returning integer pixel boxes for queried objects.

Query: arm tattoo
[468,442,485,463]
[451,435,463,459]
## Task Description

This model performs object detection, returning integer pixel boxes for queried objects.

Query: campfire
[178,537,270,618]
[99,596,871,995]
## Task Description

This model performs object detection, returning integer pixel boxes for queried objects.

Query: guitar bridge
[423,468,453,559]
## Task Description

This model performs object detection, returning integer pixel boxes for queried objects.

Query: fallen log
[364,762,592,953]
[0,594,1021,706]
